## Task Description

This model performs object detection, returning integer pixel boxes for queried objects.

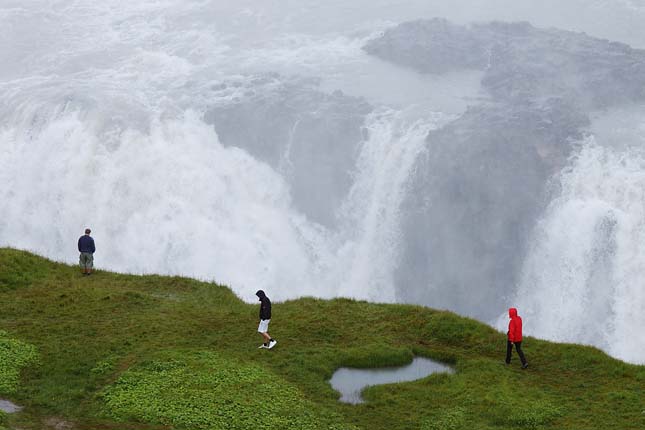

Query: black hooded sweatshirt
[256,290,271,320]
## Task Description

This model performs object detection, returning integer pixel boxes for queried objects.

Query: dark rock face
[365,19,645,107]
[364,19,490,74]
[205,76,371,227]
[478,23,645,107]
[397,100,588,316]
[365,19,644,318]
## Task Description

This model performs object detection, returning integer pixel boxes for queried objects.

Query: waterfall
[331,109,447,302]
[507,140,645,364]
[0,109,315,300]
[0,98,443,305]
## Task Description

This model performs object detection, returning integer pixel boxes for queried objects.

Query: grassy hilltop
[0,248,643,430]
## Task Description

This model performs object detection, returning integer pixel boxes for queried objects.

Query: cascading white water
[0,109,314,299]
[332,109,448,301]
[506,139,645,364]
[0,100,442,304]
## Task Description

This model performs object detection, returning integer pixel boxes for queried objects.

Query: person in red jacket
[506,307,528,368]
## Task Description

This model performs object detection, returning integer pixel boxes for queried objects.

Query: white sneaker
[268,340,277,349]
[258,343,268,349]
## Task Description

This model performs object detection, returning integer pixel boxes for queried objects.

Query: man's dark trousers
[506,341,527,365]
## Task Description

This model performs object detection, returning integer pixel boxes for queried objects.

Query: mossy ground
[0,248,643,429]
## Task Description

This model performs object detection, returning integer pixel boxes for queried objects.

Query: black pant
[506,340,527,365]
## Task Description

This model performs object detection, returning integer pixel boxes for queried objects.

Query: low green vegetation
[0,330,38,394]
[0,410,7,427]
[422,406,466,430]
[100,350,352,430]
[0,248,643,430]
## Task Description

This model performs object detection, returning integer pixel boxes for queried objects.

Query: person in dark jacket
[256,290,276,349]
[506,307,528,368]
[78,228,96,276]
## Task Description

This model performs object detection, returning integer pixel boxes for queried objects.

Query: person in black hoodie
[256,290,277,349]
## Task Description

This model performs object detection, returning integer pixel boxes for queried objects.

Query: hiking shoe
[522,363,529,369]
[258,343,268,349]
[268,340,277,349]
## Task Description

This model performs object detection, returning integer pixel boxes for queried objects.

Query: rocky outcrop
[205,75,371,227]
[364,19,490,74]
[365,19,645,107]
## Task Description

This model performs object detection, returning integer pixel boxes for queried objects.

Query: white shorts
[258,319,270,333]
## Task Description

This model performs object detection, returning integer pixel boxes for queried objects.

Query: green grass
[0,248,643,430]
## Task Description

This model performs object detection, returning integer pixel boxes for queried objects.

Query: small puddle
[0,398,22,413]
[330,357,453,404]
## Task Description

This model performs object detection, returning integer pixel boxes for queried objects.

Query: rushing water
[1,1,645,364]
[329,357,454,404]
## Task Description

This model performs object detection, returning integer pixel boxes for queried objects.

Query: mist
[1,0,644,364]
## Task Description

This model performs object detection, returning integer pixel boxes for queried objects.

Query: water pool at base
[0,399,22,413]
[329,357,454,404]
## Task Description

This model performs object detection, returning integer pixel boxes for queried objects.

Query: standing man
[78,228,95,276]
[256,290,277,349]
[506,307,528,369]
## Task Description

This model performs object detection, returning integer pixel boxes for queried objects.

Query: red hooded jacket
[507,308,522,342]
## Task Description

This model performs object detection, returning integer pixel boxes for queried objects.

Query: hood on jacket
[509,307,518,318]
[256,290,266,301]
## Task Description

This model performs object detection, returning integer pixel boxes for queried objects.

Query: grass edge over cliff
[0,248,643,430]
